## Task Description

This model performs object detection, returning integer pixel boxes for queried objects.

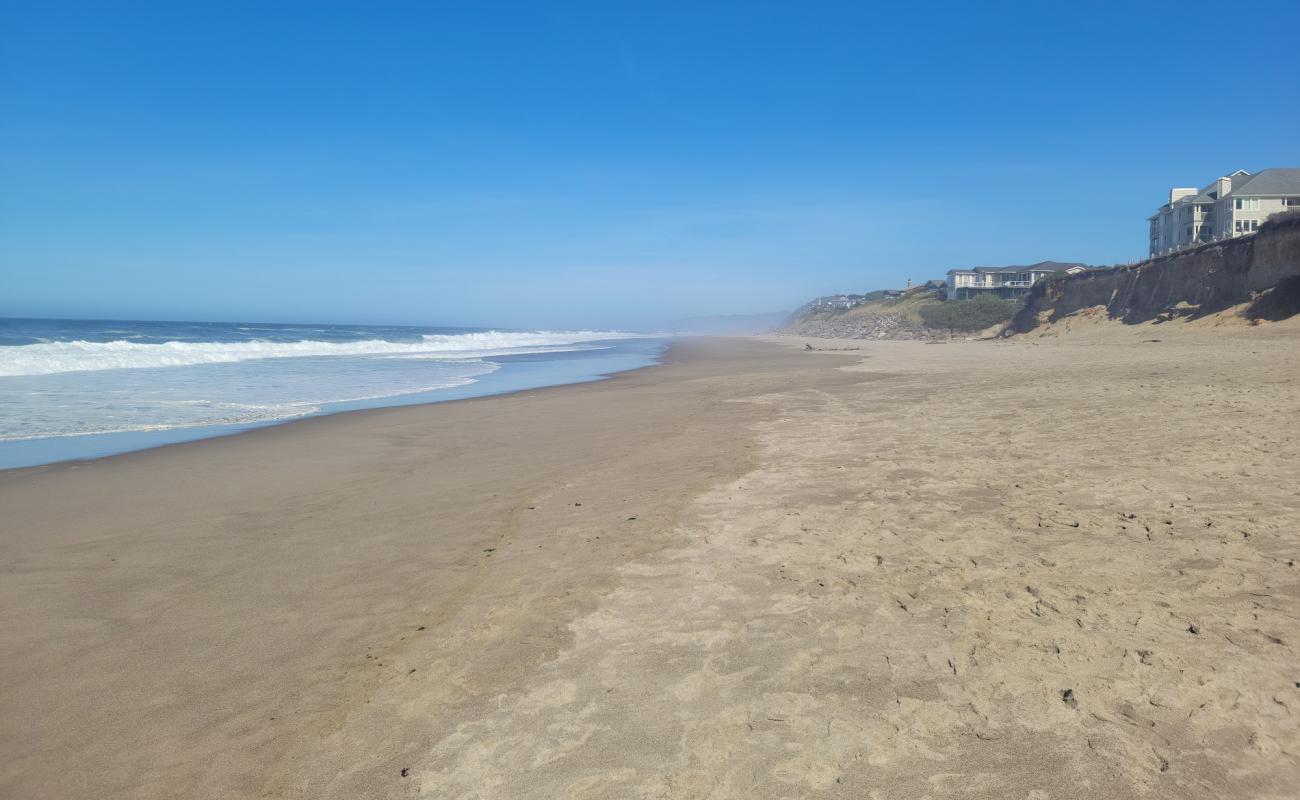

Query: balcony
[970,280,1031,288]
[962,282,1034,293]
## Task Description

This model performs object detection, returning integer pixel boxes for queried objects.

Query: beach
[2,328,1298,798]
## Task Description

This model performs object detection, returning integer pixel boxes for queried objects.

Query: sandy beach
[2,326,1298,799]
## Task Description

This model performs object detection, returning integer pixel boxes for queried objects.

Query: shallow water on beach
[0,318,664,468]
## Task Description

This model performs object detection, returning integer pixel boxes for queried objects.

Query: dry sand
[1,324,1298,799]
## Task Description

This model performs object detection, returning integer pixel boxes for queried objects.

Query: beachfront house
[1148,168,1300,257]
[945,262,1086,301]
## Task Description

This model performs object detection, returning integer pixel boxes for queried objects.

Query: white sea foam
[0,359,504,442]
[0,374,493,441]
[0,330,636,377]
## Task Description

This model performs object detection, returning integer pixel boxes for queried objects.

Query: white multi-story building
[945,262,1087,301]
[1148,168,1300,256]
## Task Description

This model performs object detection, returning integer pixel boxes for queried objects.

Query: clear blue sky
[3,1,1298,329]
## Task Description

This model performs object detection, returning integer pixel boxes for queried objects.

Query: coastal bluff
[1006,211,1300,333]
[778,289,947,340]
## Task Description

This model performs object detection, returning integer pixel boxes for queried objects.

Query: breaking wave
[0,330,636,377]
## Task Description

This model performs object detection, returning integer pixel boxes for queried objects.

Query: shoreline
[2,330,1298,798]
[0,337,668,473]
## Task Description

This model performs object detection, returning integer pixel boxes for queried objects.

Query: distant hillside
[782,261,1091,339]
[781,287,947,339]
[784,290,899,324]
[667,311,790,335]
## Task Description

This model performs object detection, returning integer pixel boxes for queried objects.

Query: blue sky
[3,1,1298,329]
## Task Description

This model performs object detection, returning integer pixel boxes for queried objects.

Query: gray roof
[1230,168,1300,196]
[949,261,1087,275]
[1149,168,1298,218]
[1153,192,1210,217]
[1228,170,1253,192]
[984,261,1085,274]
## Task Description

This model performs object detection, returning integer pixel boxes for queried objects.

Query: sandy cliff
[1007,212,1300,333]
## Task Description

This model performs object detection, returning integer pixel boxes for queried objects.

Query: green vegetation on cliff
[788,288,942,324]
[919,294,1017,332]
[783,286,1022,338]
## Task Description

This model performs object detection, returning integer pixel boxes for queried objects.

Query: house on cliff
[945,262,1087,301]
[1148,168,1300,256]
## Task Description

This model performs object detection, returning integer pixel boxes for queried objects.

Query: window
[1286,197,1300,207]
[1235,197,1260,210]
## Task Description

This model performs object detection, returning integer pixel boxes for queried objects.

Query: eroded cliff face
[1007,213,1300,333]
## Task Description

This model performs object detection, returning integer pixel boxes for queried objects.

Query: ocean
[0,318,664,469]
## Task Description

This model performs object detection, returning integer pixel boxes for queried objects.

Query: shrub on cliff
[920,294,1017,332]
[1260,208,1300,232]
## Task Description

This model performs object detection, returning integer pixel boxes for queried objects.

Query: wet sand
[1,328,1298,798]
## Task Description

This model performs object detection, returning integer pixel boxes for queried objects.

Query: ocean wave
[0,370,500,441]
[0,403,322,441]
[0,330,636,376]
[381,344,611,361]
